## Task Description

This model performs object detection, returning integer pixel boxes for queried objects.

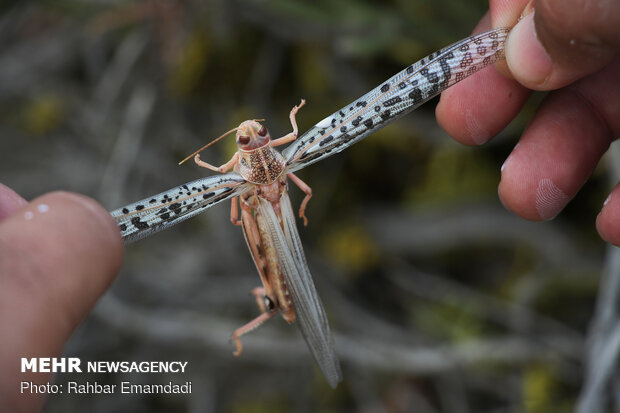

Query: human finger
[0,191,124,412]
[436,9,530,145]
[596,185,620,246]
[505,0,620,90]
[0,183,27,221]
[498,57,620,221]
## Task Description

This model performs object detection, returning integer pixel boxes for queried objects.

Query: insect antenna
[178,126,239,165]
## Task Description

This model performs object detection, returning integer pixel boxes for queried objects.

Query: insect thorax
[237,146,287,184]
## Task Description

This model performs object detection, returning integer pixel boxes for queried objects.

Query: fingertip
[498,145,571,222]
[51,191,125,258]
[0,183,28,221]
[1,191,124,326]
[597,192,620,246]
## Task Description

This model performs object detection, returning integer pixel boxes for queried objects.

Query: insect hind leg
[231,309,278,356]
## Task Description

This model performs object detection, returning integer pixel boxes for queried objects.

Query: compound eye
[238,135,250,145]
[257,125,267,137]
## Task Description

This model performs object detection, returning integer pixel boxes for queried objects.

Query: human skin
[436,0,620,243]
[0,184,124,412]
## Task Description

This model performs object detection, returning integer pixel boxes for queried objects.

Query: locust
[111,27,510,388]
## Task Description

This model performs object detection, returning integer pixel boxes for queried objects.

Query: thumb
[505,0,620,90]
[0,191,123,412]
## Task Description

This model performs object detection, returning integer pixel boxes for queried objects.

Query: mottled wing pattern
[283,27,509,173]
[111,173,251,243]
[257,193,342,388]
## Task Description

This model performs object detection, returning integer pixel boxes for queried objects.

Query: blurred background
[1,0,619,412]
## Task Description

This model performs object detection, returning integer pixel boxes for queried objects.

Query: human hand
[0,184,123,412]
[436,0,620,244]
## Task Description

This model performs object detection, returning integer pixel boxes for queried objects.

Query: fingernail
[505,12,552,88]
[535,178,569,220]
[501,143,519,173]
[603,194,611,207]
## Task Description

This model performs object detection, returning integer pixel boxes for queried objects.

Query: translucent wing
[283,27,509,173]
[111,172,251,243]
[257,192,342,388]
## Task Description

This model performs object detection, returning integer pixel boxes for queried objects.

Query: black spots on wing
[182,184,189,190]
[380,83,390,92]
[135,204,145,211]
[363,119,373,129]
[149,198,157,204]
[409,88,423,104]
[460,52,474,69]
[119,223,127,232]
[340,126,347,133]
[169,202,182,214]
[420,68,439,84]
[131,217,149,230]
[380,110,391,121]
[122,207,129,214]
[351,116,363,126]
[339,110,345,117]
[406,65,414,74]
[383,96,402,107]
[160,213,170,220]
[319,135,334,147]
[203,192,215,199]
[460,44,470,52]
[356,101,367,107]
[410,79,418,87]
[439,58,452,85]
[374,105,381,112]
[300,151,323,163]
[398,82,406,89]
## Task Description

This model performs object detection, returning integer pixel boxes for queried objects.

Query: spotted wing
[257,192,342,388]
[283,27,509,172]
[111,172,251,243]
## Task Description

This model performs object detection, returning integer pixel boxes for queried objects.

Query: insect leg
[231,309,278,356]
[271,99,306,147]
[194,151,239,173]
[251,287,268,313]
[240,196,273,299]
[230,196,242,226]
[287,172,312,226]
